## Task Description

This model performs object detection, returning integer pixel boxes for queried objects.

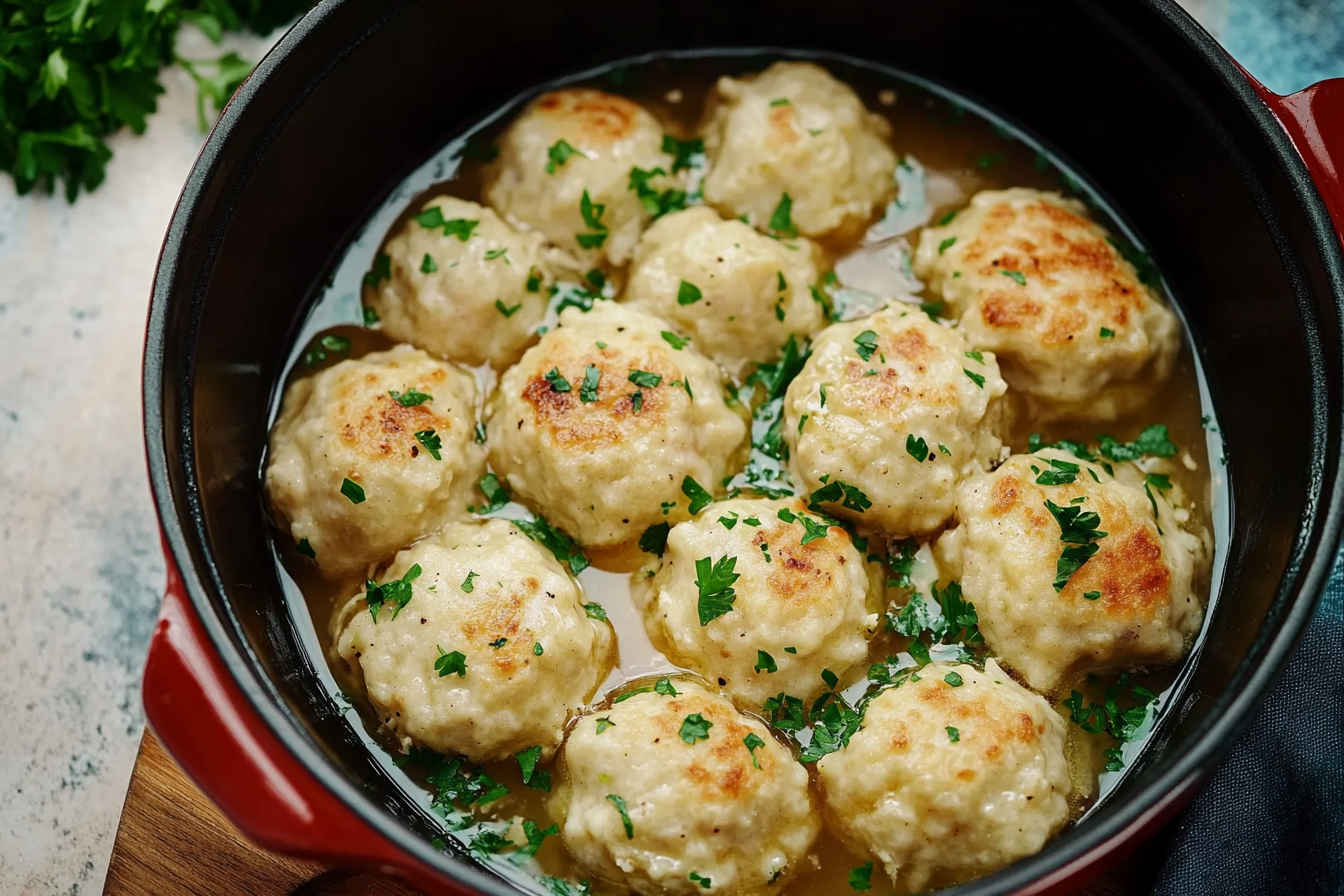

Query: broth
[265,53,1228,895]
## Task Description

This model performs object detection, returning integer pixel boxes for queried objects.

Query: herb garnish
[1001,269,1027,286]
[389,387,432,407]
[577,190,608,249]
[853,329,879,361]
[628,369,662,388]
[365,564,422,621]
[694,555,740,625]
[546,139,579,174]
[681,476,714,515]
[460,571,478,593]
[512,515,589,576]
[435,647,467,678]
[341,478,366,505]
[639,522,670,557]
[768,193,798,238]
[469,472,510,515]
[755,650,778,673]
[743,732,766,768]
[579,364,602,403]
[849,862,874,892]
[495,299,522,318]
[605,794,634,839]
[661,330,689,350]
[1044,499,1107,591]
[679,713,713,744]
[543,368,571,393]
[677,279,703,305]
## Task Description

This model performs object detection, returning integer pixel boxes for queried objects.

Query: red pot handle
[142,544,468,893]
[1248,73,1344,249]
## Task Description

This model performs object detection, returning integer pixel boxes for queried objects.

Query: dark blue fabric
[1153,547,1344,896]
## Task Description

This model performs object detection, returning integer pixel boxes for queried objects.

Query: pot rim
[141,1,1344,893]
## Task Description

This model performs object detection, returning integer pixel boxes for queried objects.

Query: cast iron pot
[141,1,1344,893]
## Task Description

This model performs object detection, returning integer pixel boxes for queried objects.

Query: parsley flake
[682,476,714,515]
[679,713,713,744]
[544,368,572,393]
[512,515,589,576]
[579,364,602,402]
[938,236,957,255]
[743,732,766,768]
[413,429,443,460]
[661,135,706,172]
[596,717,615,733]
[435,647,467,678]
[585,602,608,621]
[944,671,964,687]
[849,862,874,892]
[546,139,579,174]
[420,253,437,274]
[577,190,608,249]
[461,571,478,593]
[639,522,670,557]
[906,434,930,462]
[389,387,432,407]
[946,725,961,742]
[341,478,366,504]
[364,254,392,289]
[677,280,703,305]
[768,193,798,238]
[495,299,522,318]
[755,650,778,674]
[605,794,634,839]
[1100,327,1115,339]
[365,564,422,621]
[661,330,689,350]
[1044,499,1107,591]
[470,472,511,515]
[689,872,711,889]
[695,555,740,625]
[853,329,880,361]
[808,480,872,514]
[628,369,662,388]
[1001,269,1027,286]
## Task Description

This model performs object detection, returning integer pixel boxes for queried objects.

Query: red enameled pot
[141,2,1344,893]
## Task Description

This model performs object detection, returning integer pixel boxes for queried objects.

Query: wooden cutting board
[103,730,1167,895]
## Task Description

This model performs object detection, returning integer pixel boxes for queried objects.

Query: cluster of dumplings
[265,62,1211,894]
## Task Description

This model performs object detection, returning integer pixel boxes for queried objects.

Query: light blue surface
[1221,0,1344,93]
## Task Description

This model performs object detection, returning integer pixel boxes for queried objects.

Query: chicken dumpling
[912,188,1180,422]
[486,302,747,551]
[947,448,1209,692]
[553,682,819,895]
[265,345,484,577]
[332,519,613,762]
[783,308,1007,538]
[701,61,897,242]
[621,207,827,374]
[484,89,680,267]
[818,660,1071,892]
[365,196,554,368]
[634,497,877,708]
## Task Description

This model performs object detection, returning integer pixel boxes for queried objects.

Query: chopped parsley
[1044,498,1107,591]
[768,193,798,238]
[1083,591,1102,601]
[938,236,957,255]
[595,717,615,734]
[906,434,930,462]
[755,650,778,674]
[579,364,602,402]
[769,97,791,107]
[661,330,689,350]
[920,300,944,321]
[512,515,589,576]
[434,647,467,678]
[363,253,392,289]
[661,135,706,173]
[495,299,522,317]
[460,571,478,593]
[853,329,880,361]
[469,472,511,515]
[515,745,551,792]
[1001,269,1027,286]
[489,637,507,649]
[695,555,740,625]
[365,564,421,621]
[681,476,714,514]
[808,479,872,514]
[533,642,544,656]
[677,279,703,305]
[639,522,670,557]
[689,873,712,889]
[389,387,432,407]
[628,369,662,388]
[543,368,571,392]
[777,271,787,291]
[526,267,543,292]
[849,862,874,892]
[513,819,559,864]
[966,350,984,363]
[945,725,960,742]
[1060,672,1159,770]
[420,253,437,274]
[413,429,442,460]
[1100,327,1115,339]
[679,713,713,744]
[1097,424,1177,462]
[341,477,366,504]
[363,305,380,326]
[937,209,958,226]
[944,671,964,687]
[474,422,487,444]
[631,391,643,413]
[963,368,986,388]
[1035,457,1080,486]
[577,190,609,249]
[605,794,634,839]
[743,732,766,768]
[628,165,688,218]
[545,139,579,173]
[585,602,608,621]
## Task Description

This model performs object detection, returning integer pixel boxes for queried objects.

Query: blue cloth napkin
[1153,547,1344,895]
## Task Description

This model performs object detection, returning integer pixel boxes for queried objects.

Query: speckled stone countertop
[0,4,1338,894]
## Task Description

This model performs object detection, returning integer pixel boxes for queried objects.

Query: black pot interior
[147,0,1343,892]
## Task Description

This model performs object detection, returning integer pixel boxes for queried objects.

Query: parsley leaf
[1035,457,1080,486]
[906,434,930,462]
[585,602,608,621]
[595,716,615,733]
[512,819,559,864]
[412,429,442,460]
[662,135,706,172]
[755,650,778,674]
[628,369,662,388]
[544,368,572,393]
[461,571,478,593]
[963,368,986,388]
[420,253,437,274]
[606,794,634,839]
[853,329,880,361]
[579,364,602,402]
[689,872,712,889]
[677,279,703,305]
[679,713,713,744]
[681,476,714,515]
[470,472,511,515]
[946,725,961,742]
[938,236,957,255]
[1001,269,1027,286]
[661,330,689,350]
[512,515,590,576]
[546,139,579,173]
[944,671,964,687]
[363,254,392,290]
[808,480,872,514]
[495,299,522,317]
[1044,499,1107,591]
[577,189,608,248]
[516,745,551,791]
[365,563,422,621]
[695,555,740,625]
[435,646,467,678]
[639,522,670,557]
[768,193,798,238]
[1097,424,1178,462]
[389,387,432,407]
[849,862,874,892]
[341,477,366,504]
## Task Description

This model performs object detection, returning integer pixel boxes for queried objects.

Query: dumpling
[818,660,1071,892]
[486,302,747,552]
[365,196,555,368]
[331,519,613,762]
[265,345,484,577]
[634,496,877,708]
[783,307,1008,538]
[947,448,1209,692]
[621,206,827,374]
[483,89,681,267]
[912,188,1180,422]
[701,61,897,241]
[553,681,819,895]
